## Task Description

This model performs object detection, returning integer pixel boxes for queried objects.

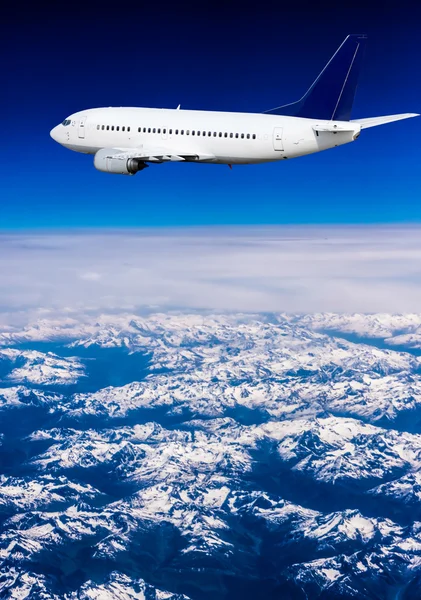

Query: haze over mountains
[4,226,421,324]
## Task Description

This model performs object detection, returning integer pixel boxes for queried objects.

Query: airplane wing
[106,146,216,163]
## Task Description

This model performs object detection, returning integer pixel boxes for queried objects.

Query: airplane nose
[50,125,60,142]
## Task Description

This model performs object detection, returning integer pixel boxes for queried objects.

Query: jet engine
[93,149,147,175]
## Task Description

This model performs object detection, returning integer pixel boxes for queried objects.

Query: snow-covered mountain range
[2,312,421,598]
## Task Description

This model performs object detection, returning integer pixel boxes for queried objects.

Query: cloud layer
[2,226,421,322]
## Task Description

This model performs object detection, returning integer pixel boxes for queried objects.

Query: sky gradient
[2,0,420,228]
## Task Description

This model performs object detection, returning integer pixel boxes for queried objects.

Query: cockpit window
[62,119,71,126]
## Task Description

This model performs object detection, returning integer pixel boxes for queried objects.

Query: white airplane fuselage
[50,106,361,167]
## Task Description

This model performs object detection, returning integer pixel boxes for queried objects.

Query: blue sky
[2,0,420,229]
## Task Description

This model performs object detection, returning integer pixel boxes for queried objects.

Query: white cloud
[2,225,421,323]
[79,271,102,281]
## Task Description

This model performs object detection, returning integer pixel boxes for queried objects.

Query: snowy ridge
[0,569,191,599]
[0,348,86,386]
[0,386,62,408]
[296,312,421,349]
[295,313,421,338]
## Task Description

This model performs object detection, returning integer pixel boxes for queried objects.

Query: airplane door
[273,127,284,151]
[78,116,87,139]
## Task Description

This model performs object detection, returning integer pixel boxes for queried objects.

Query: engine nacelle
[94,149,147,175]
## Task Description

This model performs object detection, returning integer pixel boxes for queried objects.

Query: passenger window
[235,133,239,138]
[153,128,156,133]
[192,131,195,136]
[138,127,140,132]
[224,132,227,138]
[181,130,184,135]
[230,133,233,138]
[169,129,172,134]
[148,128,151,133]
[203,131,206,136]
[158,128,161,134]
[175,129,179,135]
[122,126,125,132]
[163,129,166,134]
[111,126,114,131]
[96,125,100,130]
[218,132,222,137]
[241,133,244,139]
[106,125,110,131]
[247,134,250,139]
[252,134,256,139]
[101,125,105,130]
[213,132,217,137]
[186,130,190,135]
[127,127,130,132]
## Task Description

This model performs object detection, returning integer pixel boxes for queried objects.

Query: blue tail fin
[265,34,367,121]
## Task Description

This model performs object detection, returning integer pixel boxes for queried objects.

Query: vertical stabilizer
[265,34,367,121]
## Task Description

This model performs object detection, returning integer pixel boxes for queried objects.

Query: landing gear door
[78,116,87,139]
[273,127,284,151]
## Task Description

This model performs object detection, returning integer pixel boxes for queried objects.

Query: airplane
[50,34,418,175]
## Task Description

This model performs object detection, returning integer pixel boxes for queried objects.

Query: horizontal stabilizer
[351,113,419,129]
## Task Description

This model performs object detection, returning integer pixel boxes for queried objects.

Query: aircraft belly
[213,155,268,165]
[62,143,101,154]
